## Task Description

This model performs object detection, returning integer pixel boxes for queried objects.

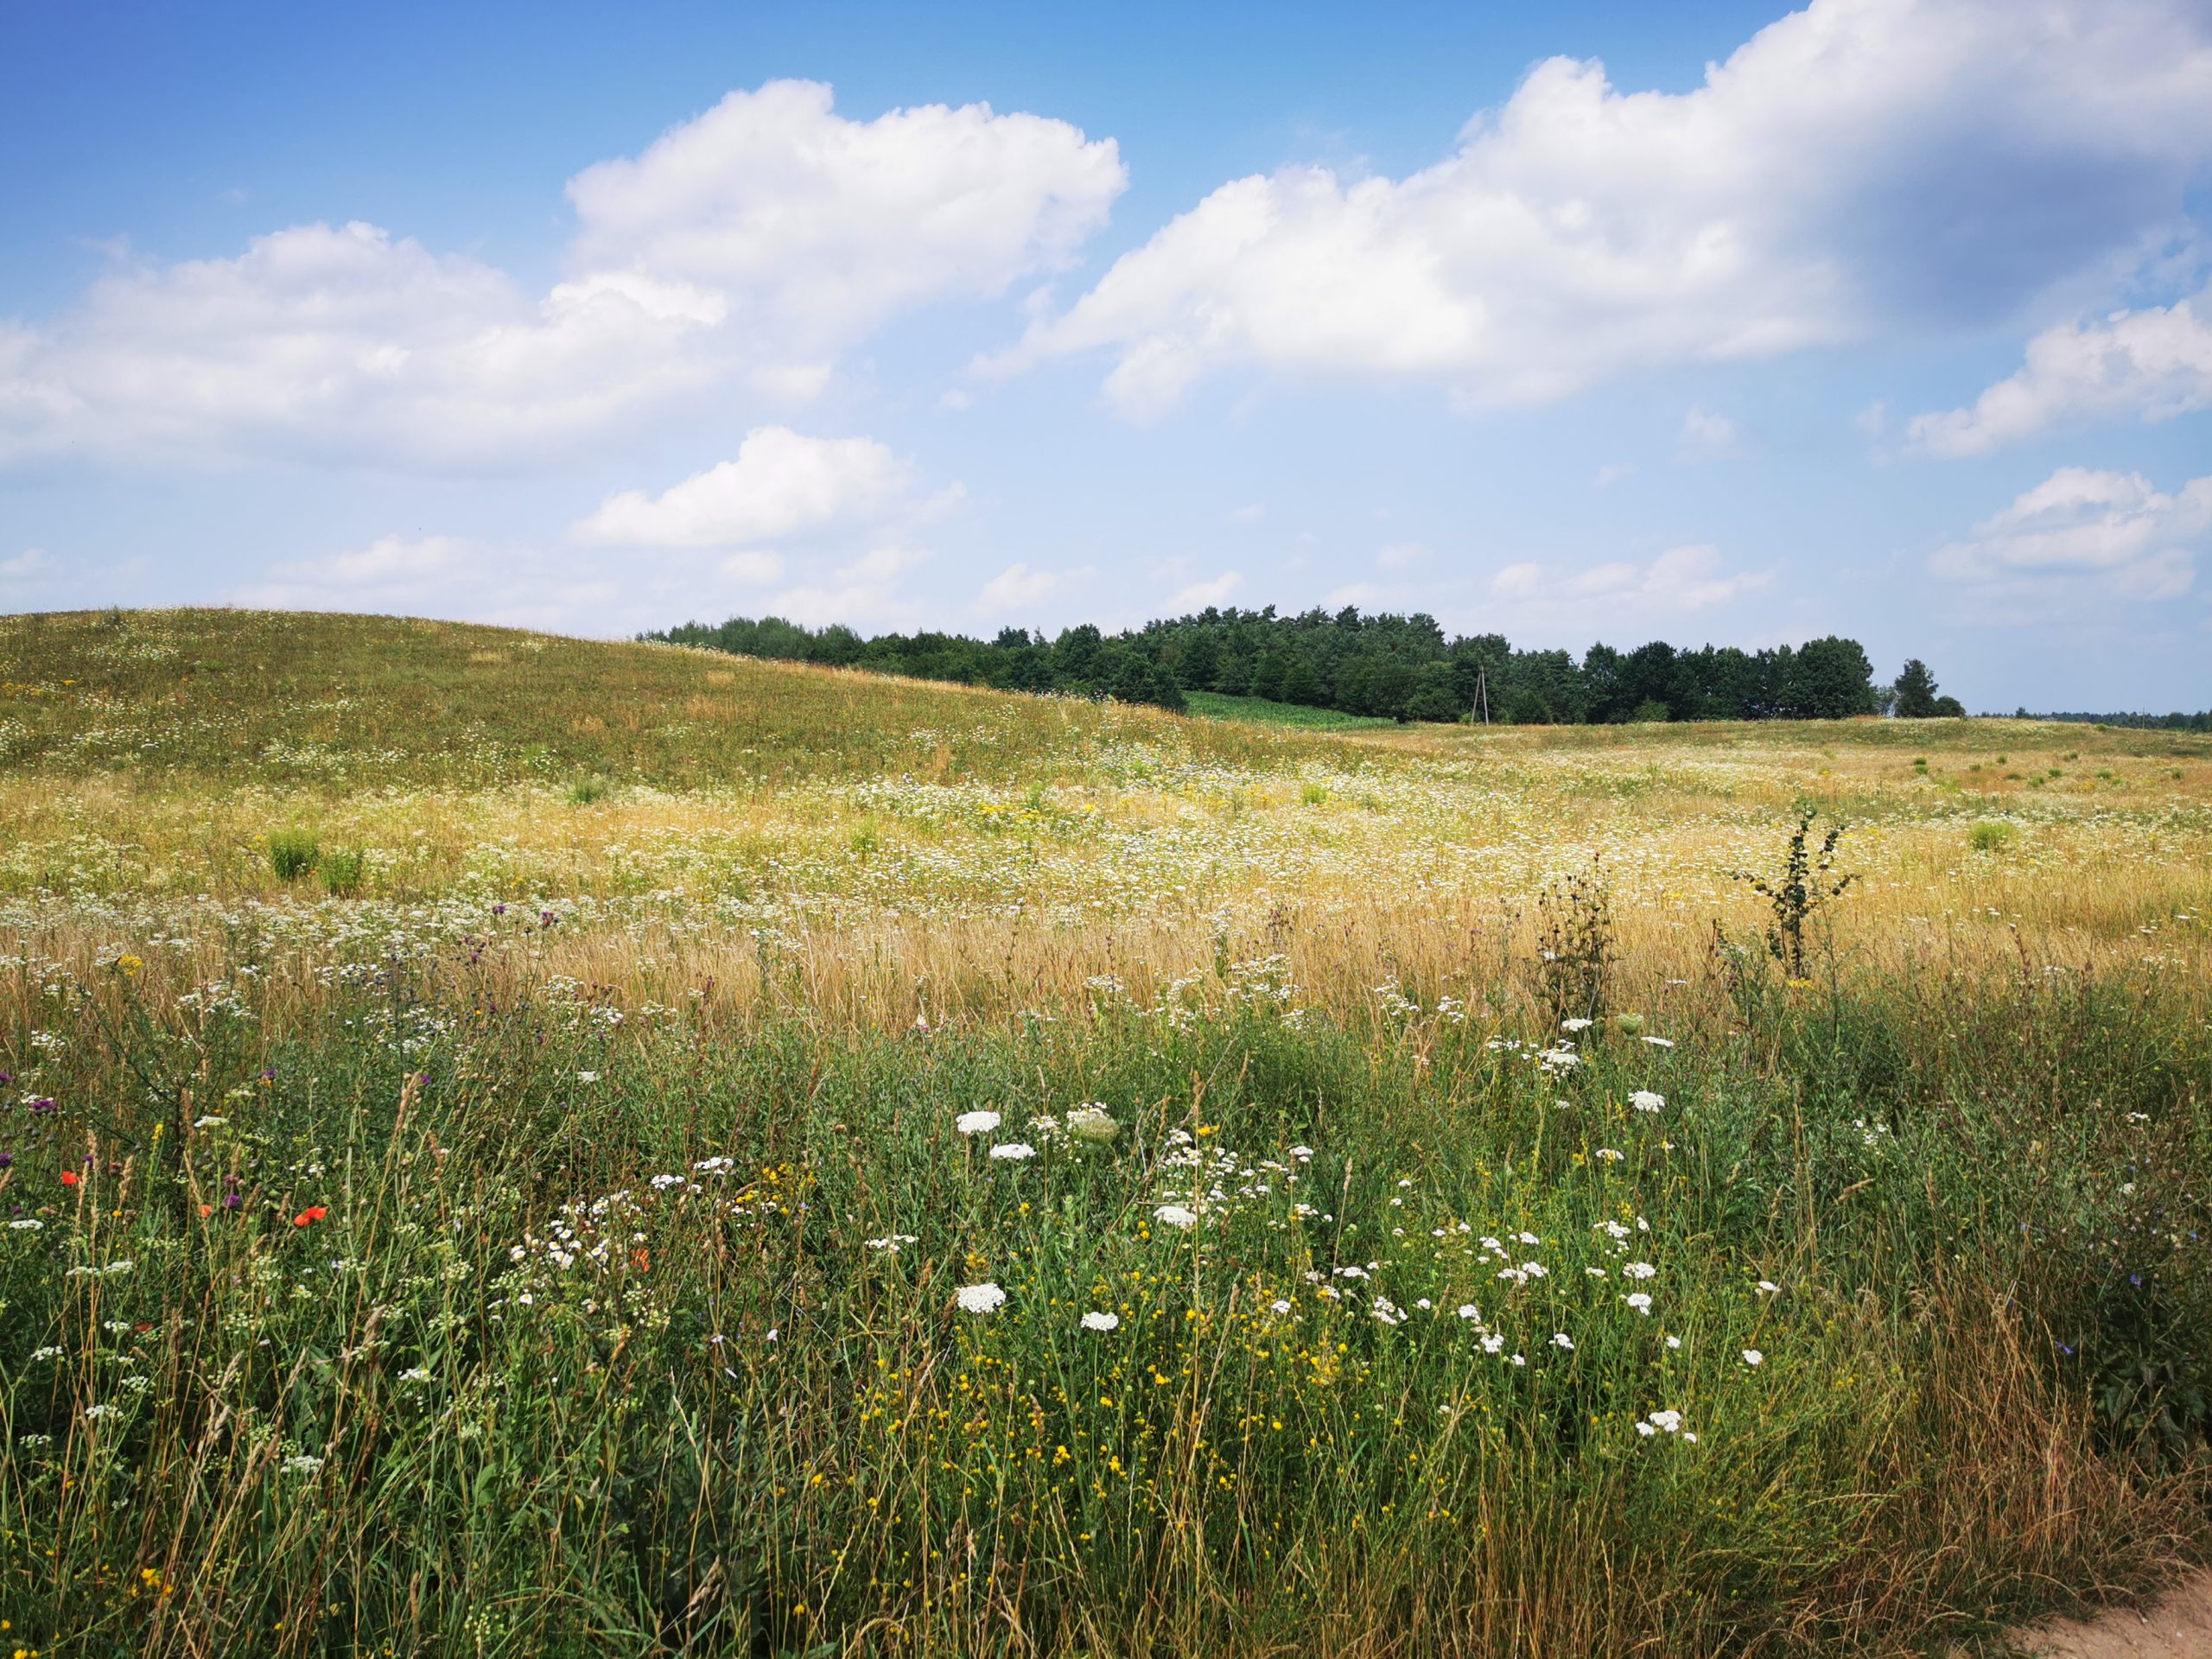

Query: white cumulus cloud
[1488,545,1772,616]
[0,82,1123,472]
[233,535,627,633]
[1678,406,1742,461]
[720,551,785,584]
[766,543,936,629]
[566,79,1125,353]
[976,561,1088,614]
[0,226,726,470]
[1907,287,2212,456]
[1168,571,1243,611]
[981,0,2212,419]
[1930,466,2209,601]
[575,427,916,549]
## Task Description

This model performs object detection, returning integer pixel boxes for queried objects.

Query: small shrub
[566,777,609,805]
[1967,820,2016,854]
[320,849,368,895]
[267,828,320,881]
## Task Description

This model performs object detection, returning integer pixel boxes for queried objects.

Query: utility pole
[1476,664,1491,725]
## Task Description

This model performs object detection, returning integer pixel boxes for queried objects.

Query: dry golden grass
[1,607,2205,1035]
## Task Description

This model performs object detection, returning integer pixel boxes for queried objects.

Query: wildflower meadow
[1,608,2209,1656]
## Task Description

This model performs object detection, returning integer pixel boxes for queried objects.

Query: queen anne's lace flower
[957,1282,1007,1313]
[1065,1105,1120,1143]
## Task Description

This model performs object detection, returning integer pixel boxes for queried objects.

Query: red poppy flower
[60,1170,79,1186]
[292,1205,328,1228]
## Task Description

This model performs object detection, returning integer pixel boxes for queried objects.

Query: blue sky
[4,0,2210,709]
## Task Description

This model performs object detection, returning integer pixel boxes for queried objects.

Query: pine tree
[1175,632,1220,691]
[1893,658,1940,719]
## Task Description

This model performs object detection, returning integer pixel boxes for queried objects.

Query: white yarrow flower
[1742,1348,1764,1367]
[956,1282,1007,1314]
[1153,1205,1198,1230]
[1630,1090,1665,1114]
[1081,1311,1120,1332]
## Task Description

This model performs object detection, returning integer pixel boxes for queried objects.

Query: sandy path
[2011,1573,2212,1658]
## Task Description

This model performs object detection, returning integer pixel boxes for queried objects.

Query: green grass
[1185,690,1404,730]
[2,959,2207,1655]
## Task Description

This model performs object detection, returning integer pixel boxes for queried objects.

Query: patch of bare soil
[2011,1571,2212,1658]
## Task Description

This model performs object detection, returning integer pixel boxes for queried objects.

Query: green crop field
[1181,690,1403,730]
[3,607,2209,1657]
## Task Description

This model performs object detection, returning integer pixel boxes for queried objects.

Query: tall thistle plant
[1732,805,1853,980]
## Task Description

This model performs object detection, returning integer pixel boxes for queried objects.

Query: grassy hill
[0,607,1342,790]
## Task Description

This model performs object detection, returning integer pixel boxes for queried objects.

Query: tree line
[2031,709,2212,733]
[644,606,1957,725]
